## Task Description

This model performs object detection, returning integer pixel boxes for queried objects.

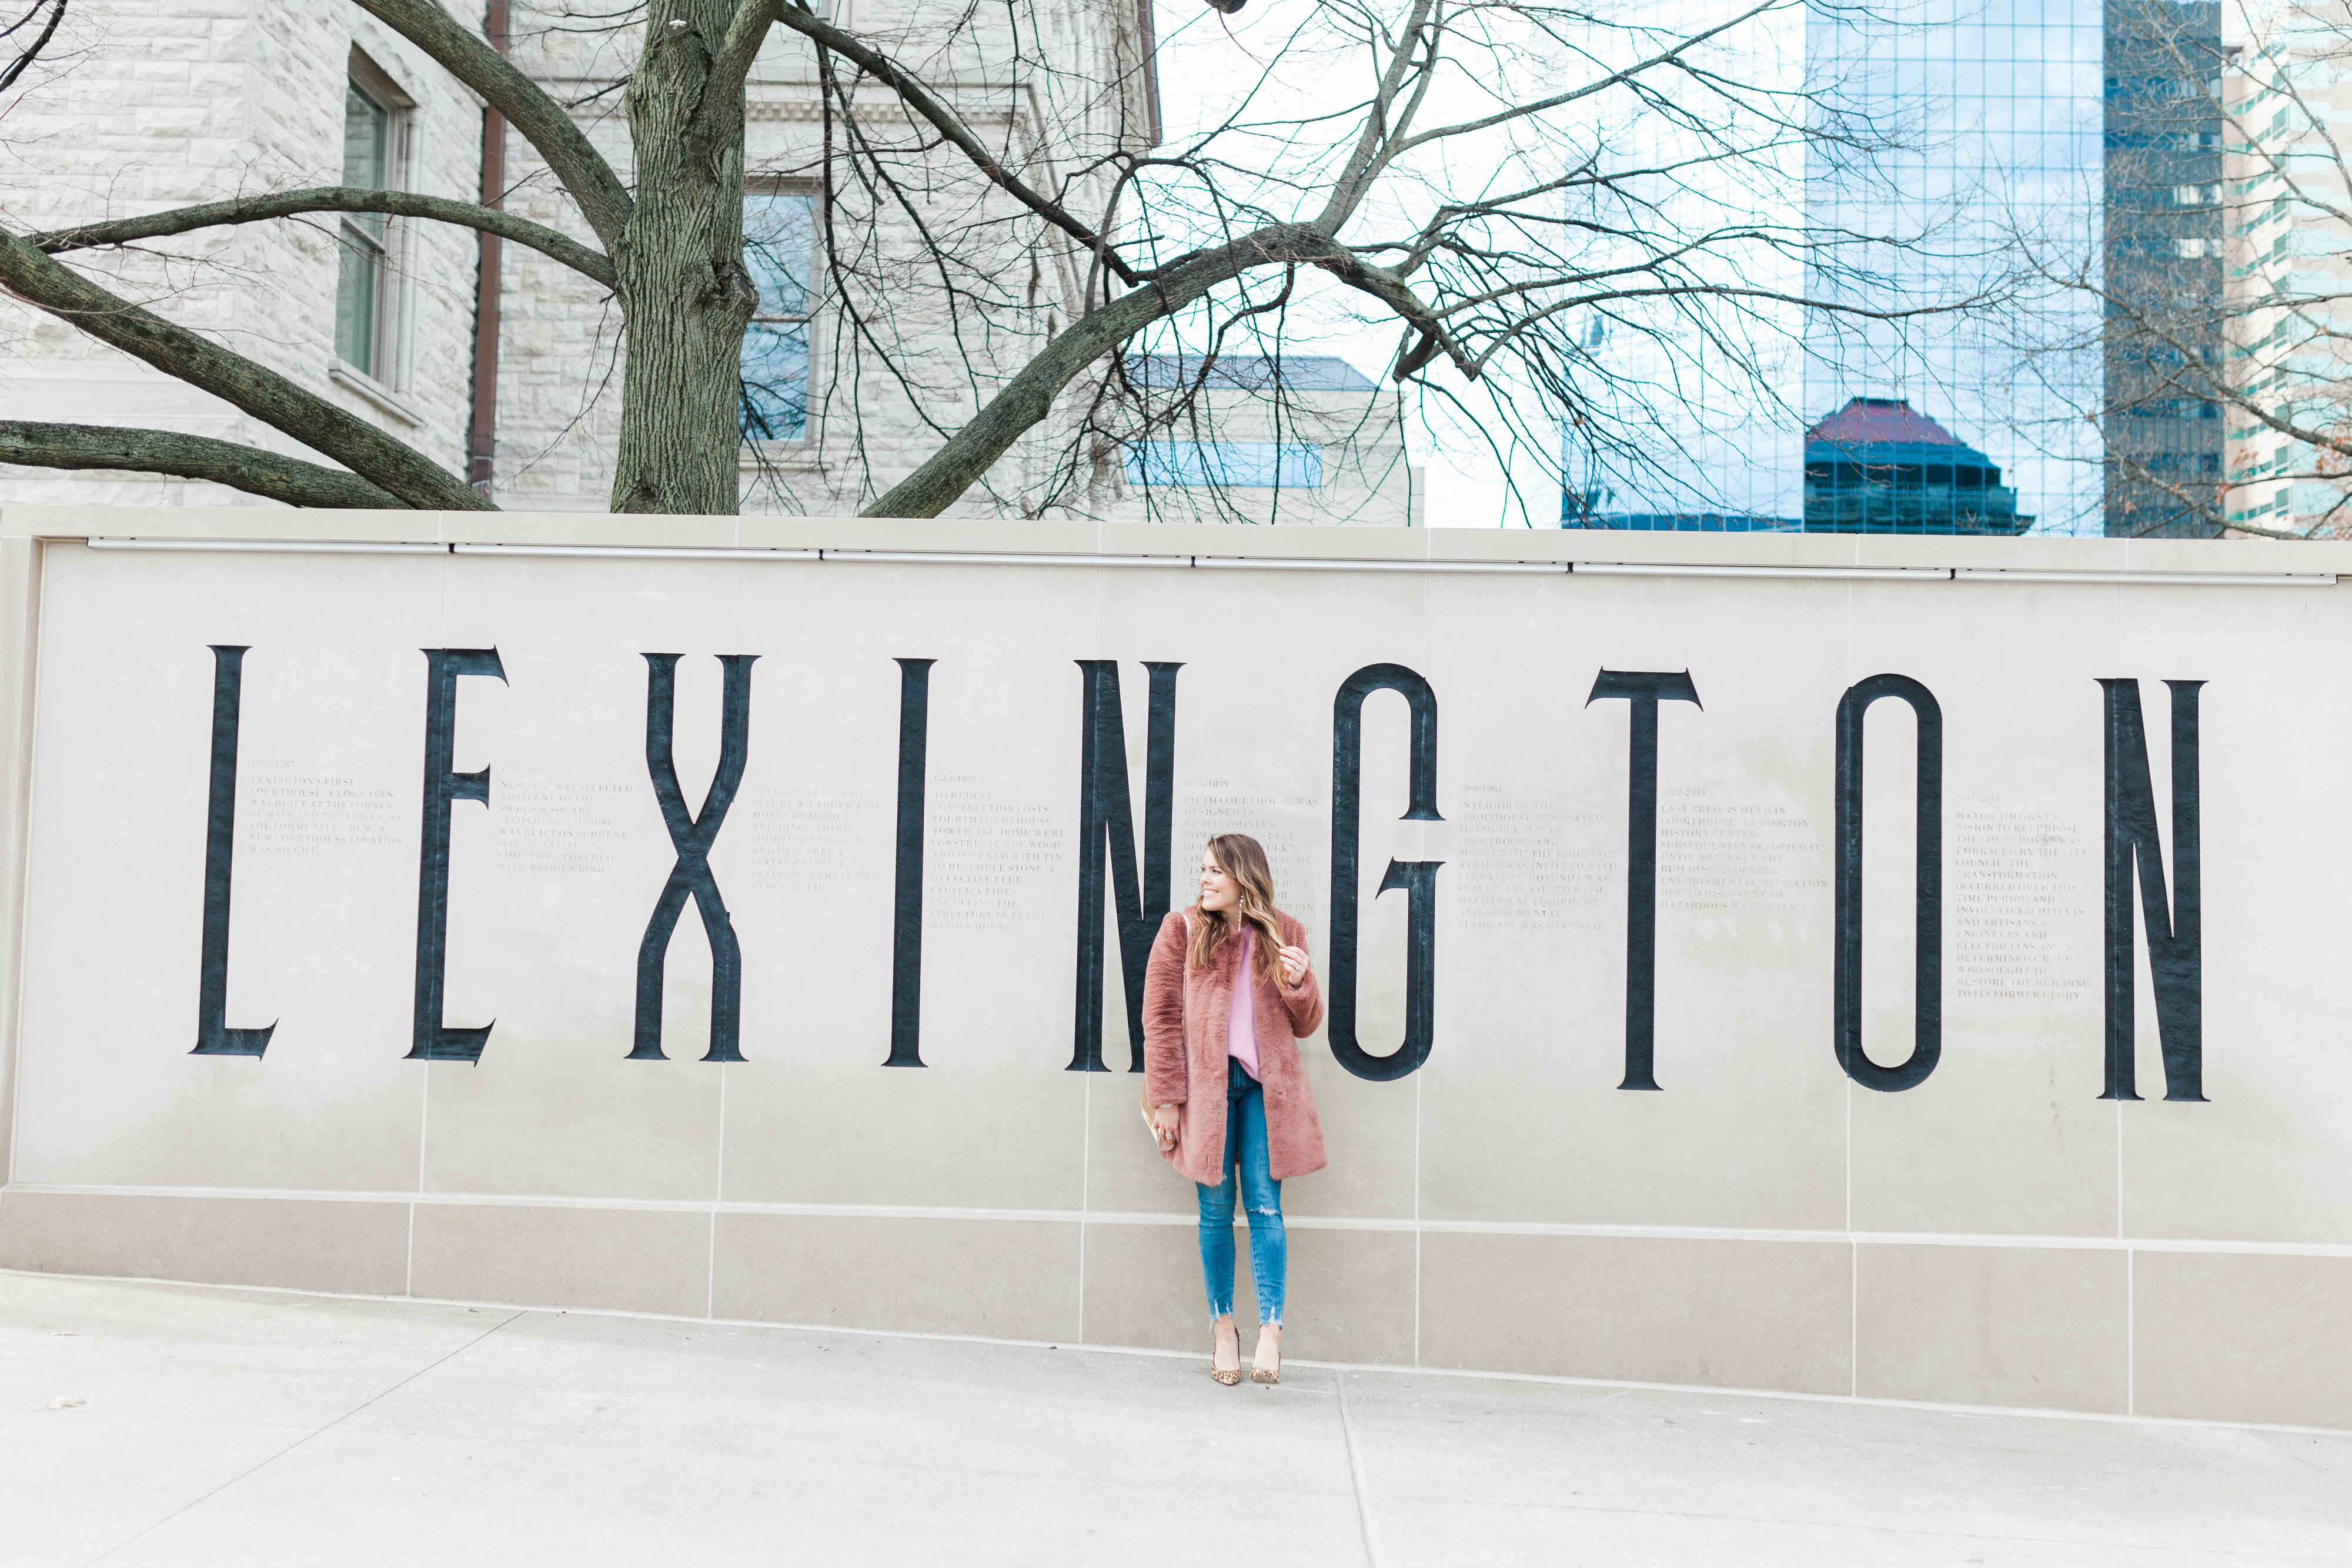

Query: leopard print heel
[1210,1329,1242,1385]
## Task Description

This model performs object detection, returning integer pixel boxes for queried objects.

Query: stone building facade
[0,0,489,506]
[0,0,1124,517]
[0,0,1314,519]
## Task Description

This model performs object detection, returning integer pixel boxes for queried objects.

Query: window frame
[334,50,415,393]
[739,181,821,451]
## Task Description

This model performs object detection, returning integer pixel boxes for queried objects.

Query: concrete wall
[3,504,2351,1429]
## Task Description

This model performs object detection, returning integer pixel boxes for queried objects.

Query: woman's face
[1200,852,1238,913]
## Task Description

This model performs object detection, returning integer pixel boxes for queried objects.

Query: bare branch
[1388,0,1782,161]
[1315,0,1438,234]
[767,0,1141,285]
[0,421,410,508]
[867,223,1382,516]
[1311,250,1479,378]
[34,187,617,290]
[0,228,488,510]
[0,0,65,95]
[349,0,634,250]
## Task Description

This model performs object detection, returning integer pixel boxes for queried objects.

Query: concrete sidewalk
[3,1270,2348,1567]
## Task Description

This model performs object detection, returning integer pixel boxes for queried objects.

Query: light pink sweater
[1227,928,1259,1078]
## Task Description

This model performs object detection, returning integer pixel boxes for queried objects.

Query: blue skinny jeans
[1196,1057,1285,1326]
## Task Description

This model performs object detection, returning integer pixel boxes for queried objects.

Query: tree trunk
[610,4,759,514]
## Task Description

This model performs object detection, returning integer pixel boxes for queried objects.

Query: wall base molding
[6,1186,2347,1431]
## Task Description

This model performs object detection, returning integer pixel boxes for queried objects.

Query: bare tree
[2028,0,2352,540]
[0,0,1969,519]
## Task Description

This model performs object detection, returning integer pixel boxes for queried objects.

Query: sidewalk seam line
[1336,1372,1382,1567]
[78,1308,526,1567]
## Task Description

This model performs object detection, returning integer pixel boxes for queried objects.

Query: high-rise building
[2219,0,2352,536]
[1565,0,2231,538]
[1799,0,2104,535]
[1561,396,2035,533]
[2103,0,2227,536]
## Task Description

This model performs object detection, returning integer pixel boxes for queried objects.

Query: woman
[1143,834,1326,1386]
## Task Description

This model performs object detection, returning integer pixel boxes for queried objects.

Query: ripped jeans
[1196,1057,1285,1326]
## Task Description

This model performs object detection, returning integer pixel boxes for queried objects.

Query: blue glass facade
[1799,0,2104,534]
[1802,398,2032,532]
[1565,0,2172,536]
[2100,0,2225,536]
[1581,513,1798,532]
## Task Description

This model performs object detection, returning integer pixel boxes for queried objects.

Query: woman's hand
[1152,1104,1182,1151]
[1277,945,1310,987]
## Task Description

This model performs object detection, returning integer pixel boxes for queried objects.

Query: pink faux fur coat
[1142,907,1328,1186]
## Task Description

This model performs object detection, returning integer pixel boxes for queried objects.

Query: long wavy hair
[1191,834,1284,981]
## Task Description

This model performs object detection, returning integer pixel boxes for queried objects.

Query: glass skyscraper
[1800,0,2104,535]
[2100,0,2225,537]
[1562,0,2225,537]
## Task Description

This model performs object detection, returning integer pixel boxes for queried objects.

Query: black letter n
[2100,678,2204,1102]
[1070,660,1180,1072]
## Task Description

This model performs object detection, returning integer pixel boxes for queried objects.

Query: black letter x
[632,653,757,1062]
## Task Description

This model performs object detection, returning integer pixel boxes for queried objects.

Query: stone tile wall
[1,508,2347,1428]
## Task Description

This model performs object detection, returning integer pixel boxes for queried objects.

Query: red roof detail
[1806,398,1962,448]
